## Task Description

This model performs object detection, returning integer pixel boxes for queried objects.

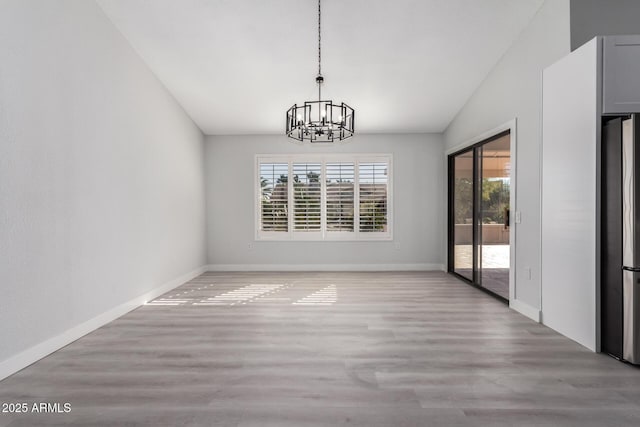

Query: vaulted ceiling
[97,0,544,135]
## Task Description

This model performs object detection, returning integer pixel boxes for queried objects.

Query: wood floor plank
[1,271,640,426]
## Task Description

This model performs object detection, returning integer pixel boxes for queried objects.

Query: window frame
[255,153,393,241]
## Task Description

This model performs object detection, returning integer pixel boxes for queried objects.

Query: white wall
[0,0,207,378]
[205,134,444,270]
[443,0,571,312]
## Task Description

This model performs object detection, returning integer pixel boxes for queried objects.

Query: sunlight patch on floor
[292,284,337,306]
[195,284,285,305]
[146,282,340,306]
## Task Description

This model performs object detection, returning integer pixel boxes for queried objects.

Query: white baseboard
[206,263,445,272]
[510,299,541,322]
[0,265,207,382]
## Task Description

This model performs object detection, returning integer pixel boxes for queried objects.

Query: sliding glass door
[448,131,511,301]
[451,150,474,281]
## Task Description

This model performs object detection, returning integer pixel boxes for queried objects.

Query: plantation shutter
[257,155,391,240]
[358,162,388,233]
[326,162,355,232]
[259,163,289,232]
[293,163,322,231]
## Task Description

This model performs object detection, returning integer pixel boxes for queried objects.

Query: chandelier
[286,0,355,143]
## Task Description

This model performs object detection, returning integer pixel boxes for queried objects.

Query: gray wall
[0,0,207,366]
[205,134,444,270]
[571,0,640,50]
[443,0,571,311]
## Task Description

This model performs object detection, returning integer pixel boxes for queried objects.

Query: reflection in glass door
[448,131,511,301]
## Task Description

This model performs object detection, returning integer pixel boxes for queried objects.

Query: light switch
[515,211,522,224]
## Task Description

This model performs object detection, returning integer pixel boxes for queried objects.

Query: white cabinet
[542,38,600,352]
[542,35,640,352]
[603,35,640,114]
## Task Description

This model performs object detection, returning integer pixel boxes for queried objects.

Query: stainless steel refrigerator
[602,114,640,363]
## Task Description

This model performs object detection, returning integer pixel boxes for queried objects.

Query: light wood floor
[2,271,640,426]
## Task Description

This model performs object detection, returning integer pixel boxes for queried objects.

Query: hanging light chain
[318,0,322,77]
[285,0,354,142]
[316,0,323,103]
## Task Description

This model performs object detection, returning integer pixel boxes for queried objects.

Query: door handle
[503,207,509,230]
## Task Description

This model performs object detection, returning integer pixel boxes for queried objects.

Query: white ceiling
[97,0,544,135]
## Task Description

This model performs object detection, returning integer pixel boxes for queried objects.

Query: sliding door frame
[446,120,517,304]
[447,147,478,284]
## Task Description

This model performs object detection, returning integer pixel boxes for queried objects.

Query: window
[256,154,392,240]
[359,162,388,233]
[293,163,322,231]
[259,163,289,232]
[326,162,355,232]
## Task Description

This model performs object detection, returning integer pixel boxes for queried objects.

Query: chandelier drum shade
[286,100,355,143]
[285,0,355,143]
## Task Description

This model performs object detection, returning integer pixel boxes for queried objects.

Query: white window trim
[255,153,393,241]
